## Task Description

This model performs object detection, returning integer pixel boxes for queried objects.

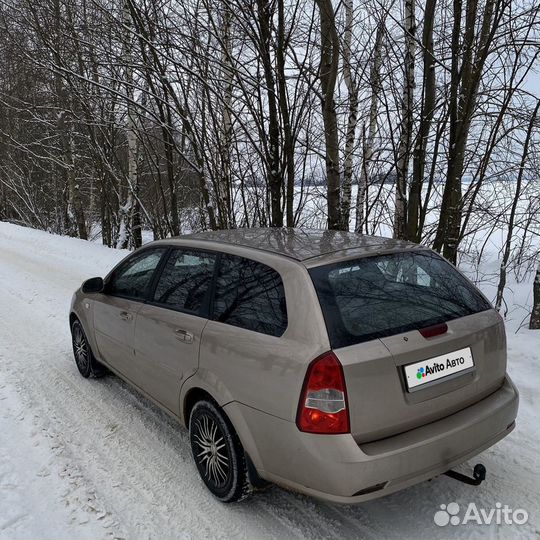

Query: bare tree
[406,0,436,243]
[531,265,540,330]
[433,0,509,262]
[495,99,539,312]
[340,0,358,230]
[355,20,384,234]
[315,0,341,230]
[393,0,415,239]
[0,0,537,293]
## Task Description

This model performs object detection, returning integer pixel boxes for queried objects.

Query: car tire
[71,319,106,378]
[189,400,252,503]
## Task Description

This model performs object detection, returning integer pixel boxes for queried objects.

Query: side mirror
[82,277,104,294]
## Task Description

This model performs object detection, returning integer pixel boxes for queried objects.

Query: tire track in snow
[0,289,289,540]
[2,223,538,540]
[0,228,429,540]
[0,241,373,539]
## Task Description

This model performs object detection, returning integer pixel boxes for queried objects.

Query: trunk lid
[307,248,506,443]
[335,309,506,443]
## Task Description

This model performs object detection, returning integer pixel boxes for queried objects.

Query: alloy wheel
[192,413,231,489]
[73,324,89,373]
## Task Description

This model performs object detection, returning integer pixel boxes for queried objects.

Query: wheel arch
[69,303,101,364]
[184,386,268,489]
[182,386,217,427]
[69,311,79,327]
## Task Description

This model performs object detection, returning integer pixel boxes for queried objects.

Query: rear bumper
[225,375,518,504]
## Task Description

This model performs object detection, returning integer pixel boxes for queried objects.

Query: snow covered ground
[0,221,538,540]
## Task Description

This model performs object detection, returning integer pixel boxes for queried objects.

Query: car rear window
[309,251,491,348]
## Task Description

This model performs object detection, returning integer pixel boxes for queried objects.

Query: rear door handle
[119,311,133,321]
[175,328,193,343]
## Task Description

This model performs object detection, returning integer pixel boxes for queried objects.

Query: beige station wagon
[70,228,518,503]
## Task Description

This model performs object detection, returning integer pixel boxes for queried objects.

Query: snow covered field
[0,221,538,540]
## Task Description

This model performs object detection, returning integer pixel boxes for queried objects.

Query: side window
[108,248,166,300]
[153,249,217,315]
[213,254,287,337]
[376,258,432,287]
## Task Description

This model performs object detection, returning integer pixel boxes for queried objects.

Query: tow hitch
[444,463,486,486]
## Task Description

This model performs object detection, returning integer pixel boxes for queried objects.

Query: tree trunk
[530,265,540,330]
[219,2,233,228]
[100,172,112,246]
[433,0,500,262]
[117,0,139,249]
[407,0,436,242]
[355,21,383,234]
[340,0,358,231]
[53,0,87,240]
[393,0,415,239]
[57,102,87,240]
[432,0,462,257]
[162,96,180,236]
[315,0,341,230]
[257,0,283,227]
[495,99,539,312]
[276,0,296,227]
[67,127,88,240]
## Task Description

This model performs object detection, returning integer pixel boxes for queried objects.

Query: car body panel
[196,249,329,421]
[178,228,418,261]
[70,291,98,353]
[224,376,517,502]
[132,304,208,415]
[93,294,141,377]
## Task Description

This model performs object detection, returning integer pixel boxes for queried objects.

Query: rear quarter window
[213,254,287,337]
[309,251,491,348]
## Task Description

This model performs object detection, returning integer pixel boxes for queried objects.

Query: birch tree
[393,0,415,240]
[0,0,537,276]
[340,0,358,230]
[406,0,436,243]
[355,20,384,234]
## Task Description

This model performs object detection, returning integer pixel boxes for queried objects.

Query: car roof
[166,228,421,263]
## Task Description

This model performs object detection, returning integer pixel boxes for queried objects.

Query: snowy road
[0,222,538,540]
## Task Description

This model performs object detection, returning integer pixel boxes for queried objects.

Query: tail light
[296,351,350,434]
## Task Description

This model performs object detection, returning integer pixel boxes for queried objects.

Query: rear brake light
[296,352,350,434]
[419,323,448,338]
